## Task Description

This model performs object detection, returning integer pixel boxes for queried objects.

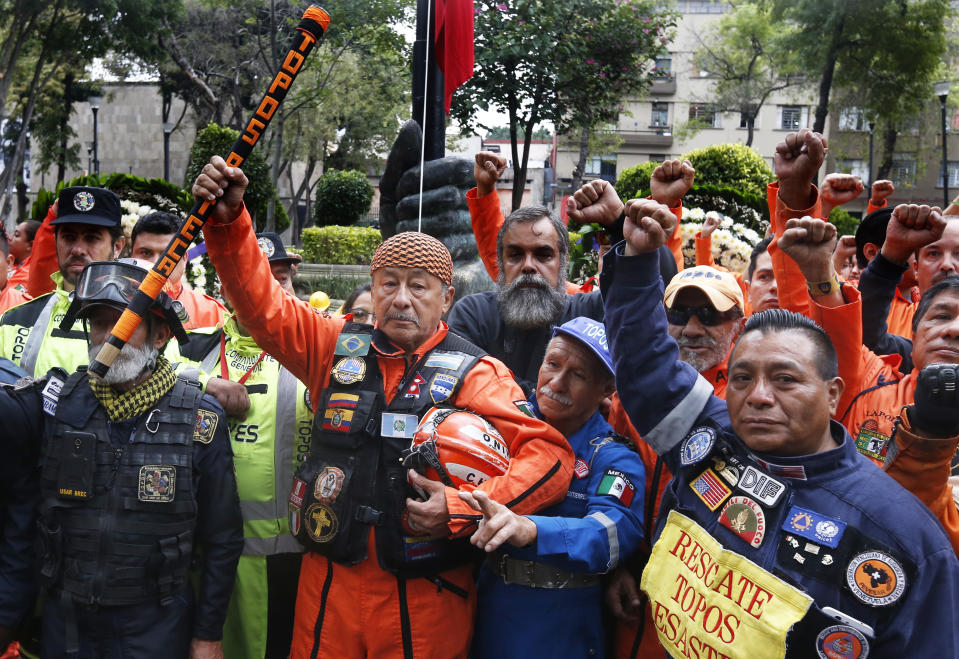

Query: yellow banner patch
[641,510,812,659]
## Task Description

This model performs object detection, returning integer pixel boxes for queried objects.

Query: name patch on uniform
[736,466,786,508]
[138,465,175,502]
[680,426,716,466]
[41,376,64,416]
[429,373,458,404]
[816,625,870,659]
[314,466,345,504]
[382,412,417,439]
[290,478,307,507]
[424,352,465,370]
[194,409,218,444]
[573,458,590,479]
[718,496,766,548]
[597,469,636,506]
[306,503,338,543]
[689,468,732,511]
[641,511,813,659]
[783,505,846,549]
[845,550,906,607]
[334,333,371,357]
[331,357,366,385]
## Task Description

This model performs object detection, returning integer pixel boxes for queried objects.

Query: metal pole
[163,129,171,182]
[412,0,445,162]
[92,106,100,177]
[942,95,949,209]
[867,122,875,190]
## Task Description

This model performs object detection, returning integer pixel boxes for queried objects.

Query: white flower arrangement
[120,199,155,246]
[680,208,761,275]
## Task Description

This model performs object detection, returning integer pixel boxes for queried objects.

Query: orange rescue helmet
[404,407,510,489]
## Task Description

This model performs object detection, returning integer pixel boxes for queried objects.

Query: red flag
[434,0,474,114]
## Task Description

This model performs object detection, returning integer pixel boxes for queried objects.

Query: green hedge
[615,161,659,201]
[680,143,773,200]
[300,226,382,264]
[313,169,374,227]
[31,172,191,222]
[829,207,860,237]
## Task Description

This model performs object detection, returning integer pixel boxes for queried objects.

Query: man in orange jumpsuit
[191,156,575,659]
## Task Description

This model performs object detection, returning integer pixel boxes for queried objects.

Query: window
[837,158,869,182]
[838,107,866,132]
[651,103,669,127]
[689,103,720,128]
[779,105,806,130]
[940,161,959,188]
[586,156,617,183]
[898,115,921,134]
[654,55,672,78]
[890,156,916,186]
[739,109,760,129]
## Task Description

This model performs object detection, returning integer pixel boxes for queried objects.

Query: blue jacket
[858,253,914,373]
[472,403,646,659]
[601,245,959,658]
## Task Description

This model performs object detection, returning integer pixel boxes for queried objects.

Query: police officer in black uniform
[0,259,243,659]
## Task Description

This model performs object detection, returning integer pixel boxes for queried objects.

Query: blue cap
[551,317,614,377]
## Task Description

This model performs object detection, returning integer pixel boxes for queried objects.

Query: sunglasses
[350,308,375,322]
[666,304,740,327]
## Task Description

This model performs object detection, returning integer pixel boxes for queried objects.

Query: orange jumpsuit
[886,286,919,339]
[164,280,228,329]
[202,205,575,658]
[5,255,30,293]
[466,187,685,292]
[0,286,28,314]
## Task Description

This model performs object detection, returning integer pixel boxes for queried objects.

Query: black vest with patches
[291,323,486,577]
[38,370,203,606]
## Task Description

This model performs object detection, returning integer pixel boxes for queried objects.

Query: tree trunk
[812,12,846,135]
[875,125,898,181]
[745,115,755,147]
[56,71,72,183]
[569,124,591,194]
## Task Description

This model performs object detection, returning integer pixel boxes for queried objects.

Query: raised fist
[870,180,895,206]
[778,216,838,282]
[623,198,675,256]
[820,173,864,216]
[474,151,507,197]
[774,129,827,209]
[566,180,624,227]
[881,204,946,266]
[700,211,722,239]
[910,364,959,437]
[650,159,695,209]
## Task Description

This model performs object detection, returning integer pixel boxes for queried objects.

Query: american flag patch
[689,468,732,511]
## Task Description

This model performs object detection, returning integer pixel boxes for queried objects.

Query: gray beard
[88,341,158,386]
[497,273,566,331]
[676,332,735,373]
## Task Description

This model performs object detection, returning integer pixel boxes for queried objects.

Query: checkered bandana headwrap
[88,355,177,421]
[370,232,453,286]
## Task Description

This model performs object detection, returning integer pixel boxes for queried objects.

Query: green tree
[313,169,374,227]
[184,122,289,231]
[691,1,799,147]
[773,0,950,137]
[451,0,674,212]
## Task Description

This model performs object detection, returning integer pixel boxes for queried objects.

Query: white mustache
[538,384,572,406]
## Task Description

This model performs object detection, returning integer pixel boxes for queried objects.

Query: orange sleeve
[466,187,504,283]
[444,358,575,534]
[202,204,344,400]
[695,232,715,268]
[810,284,867,417]
[885,416,959,557]
[26,204,59,298]
[178,287,228,330]
[668,203,683,271]
[0,286,29,313]
[866,198,887,216]
[767,181,822,319]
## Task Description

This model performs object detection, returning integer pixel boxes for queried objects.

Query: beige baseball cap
[664,266,744,312]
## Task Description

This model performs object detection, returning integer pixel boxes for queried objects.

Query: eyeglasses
[350,308,375,322]
[666,305,740,327]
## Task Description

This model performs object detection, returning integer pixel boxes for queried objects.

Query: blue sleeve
[447,292,496,350]
[192,396,243,641]
[859,254,914,374]
[600,244,713,455]
[526,444,646,573]
[0,384,42,627]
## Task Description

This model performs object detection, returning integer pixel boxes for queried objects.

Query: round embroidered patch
[331,357,366,385]
[305,503,338,543]
[718,495,766,548]
[816,624,870,659]
[257,236,275,257]
[314,466,345,504]
[680,426,716,466]
[845,550,906,606]
[73,191,95,212]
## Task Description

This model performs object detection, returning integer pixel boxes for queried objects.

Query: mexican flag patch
[597,469,636,506]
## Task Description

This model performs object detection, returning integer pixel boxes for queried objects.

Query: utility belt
[487,552,600,589]
[289,323,487,578]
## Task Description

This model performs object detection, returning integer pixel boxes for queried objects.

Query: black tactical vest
[290,323,486,577]
[37,369,203,606]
